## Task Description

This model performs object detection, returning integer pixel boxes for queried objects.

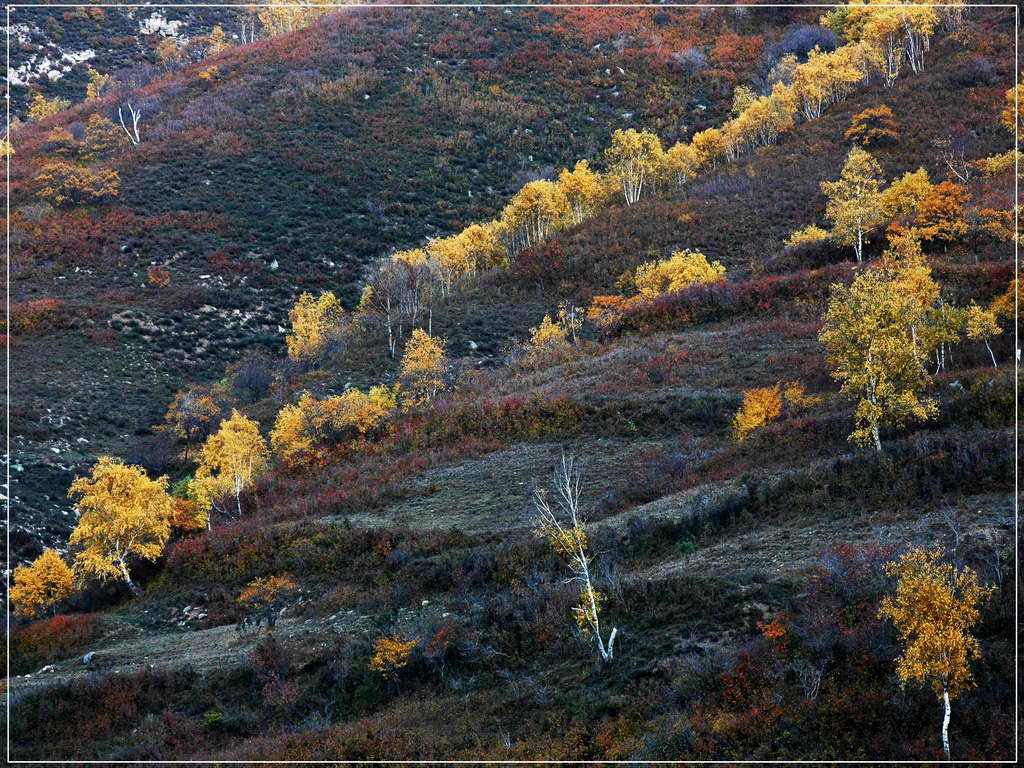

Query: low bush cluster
[620,428,1010,562]
[10,614,105,675]
[10,298,68,335]
[603,261,1012,338]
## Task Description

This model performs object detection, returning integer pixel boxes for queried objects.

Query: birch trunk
[941,688,951,759]
[986,339,997,368]
[119,559,141,596]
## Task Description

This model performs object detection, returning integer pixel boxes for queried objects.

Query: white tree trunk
[118,558,140,595]
[235,478,243,518]
[986,339,997,368]
[119,103,142,144]
[605,626,618,661]
[386,301,395,357]
[941,688,951,759]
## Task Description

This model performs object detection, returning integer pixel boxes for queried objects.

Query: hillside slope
[10,4,821,554]
[7,2,1018,762]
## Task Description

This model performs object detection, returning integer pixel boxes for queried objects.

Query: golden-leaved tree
[785,224,830,248]
[819,233,939,451]
[428,222,504,295]
[35,162,120,207]
[399,329,447,407]
[257,3,335,36]
[557,160,609,225]
[988,278,1017,322]
[526,314,569,355]
[68,457,174,594]
[792,43,867,121]
[522,301,584,364]
[456,222,506,273]
[605,128,664,205]
[326,385,397,436]
[286,290,347,363]
[270,401,314,463]
[1000,85,1022,135]
[10,549,75,617]
[391,248,433,335]
[689,127,727,172]
[205,25,230,54]
[732,381,819,442]
[195,409,269,519]
[237,574,298,629]
[498,180,569,258]
[881,167,933,220]
[661,141,701,190]
[964,303,1001,368]
[822,146,885,263]
[912,181,968,246]
[845,104,900,146]
[878,548,994,759]
[81,114,128,161]
[733,385,782,443]
[163,387,222,461]
[729,84,758,117]
[271,386,396,462]
[371,635,419,681]
[44,126,77,156]
[27,91,70,120]
[633,250,726,300]
[85,67,115,100]
[846,3,937,85]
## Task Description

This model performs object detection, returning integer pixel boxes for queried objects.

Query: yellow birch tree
[10,549,75,617]
[822,146,885,262]
[195,409,269,520]
[68,457,173,594]
[819,237,939,451]
[879,549,994,760]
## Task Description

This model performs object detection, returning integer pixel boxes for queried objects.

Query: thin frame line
[4,3,1023,7]
[1013,4,1019,764]
[4,1,1019,764]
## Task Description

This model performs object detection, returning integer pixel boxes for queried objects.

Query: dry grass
[328,438,677,533]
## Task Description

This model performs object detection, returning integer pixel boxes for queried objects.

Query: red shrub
[11,298,67,334]
[513,241,569,285]
[207,244,260,276]
[10,614,105,675]
[86,328,119,346]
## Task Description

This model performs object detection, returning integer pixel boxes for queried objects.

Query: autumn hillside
[6,2,1019,762]
[10,2,835,549]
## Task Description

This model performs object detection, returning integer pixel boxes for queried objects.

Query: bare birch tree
[533,454,618,662]
[119,102,142,145]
